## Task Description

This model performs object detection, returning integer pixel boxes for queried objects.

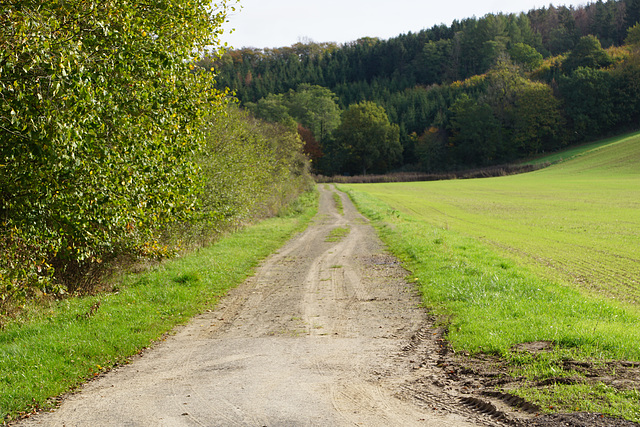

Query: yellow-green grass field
[345,132,640,305]
[340,132,640,421]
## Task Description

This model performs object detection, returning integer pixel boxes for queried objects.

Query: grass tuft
[332,191,344,215]
[325,226,350,242]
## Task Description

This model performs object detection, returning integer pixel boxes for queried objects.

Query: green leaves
[562,35,613,74]
[0,0,237,299]
[334,101,402,175]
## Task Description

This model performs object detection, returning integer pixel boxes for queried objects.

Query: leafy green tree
[334,102,402,175]
[286,84,342,144]
[0,0,235,297]
[559,67,615,138]
[562,35,613,74]
[247,94,298,131]
[625,22,640,46]
[415,127,449,172]
[511,82,564,154]
[418,39,453,84]
[448,94,501,166]
[611,54,640,124]
[199,105,310,234]
[625,0,640,29]
[483,59,563,157]
[509,43,544,71]
[248,84,341,141]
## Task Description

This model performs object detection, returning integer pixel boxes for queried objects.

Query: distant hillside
[205,0,640,175]
[540,131,640,175]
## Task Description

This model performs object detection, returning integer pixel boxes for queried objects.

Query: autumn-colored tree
[298,124,323,164]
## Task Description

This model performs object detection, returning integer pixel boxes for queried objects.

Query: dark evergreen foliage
[206,0,640,174]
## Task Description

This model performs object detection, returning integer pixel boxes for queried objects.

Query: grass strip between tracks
[0,191,318,423]
[341,186,640,422]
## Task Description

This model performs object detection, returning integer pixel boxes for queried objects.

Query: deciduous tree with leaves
[0,0,236,300]
[334,101,402,175]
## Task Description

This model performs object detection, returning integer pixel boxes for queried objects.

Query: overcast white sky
[220,0,589,50]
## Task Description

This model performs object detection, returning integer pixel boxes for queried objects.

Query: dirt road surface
[13,186,550,426]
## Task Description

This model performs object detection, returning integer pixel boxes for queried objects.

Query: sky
[219,0,589,50]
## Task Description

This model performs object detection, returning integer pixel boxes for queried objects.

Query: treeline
[0,1,311,315]
[210,0,640,174]
[213,0,639,101]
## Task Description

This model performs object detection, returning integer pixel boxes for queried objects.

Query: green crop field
[340,132,640,421]
[344,131,640,305]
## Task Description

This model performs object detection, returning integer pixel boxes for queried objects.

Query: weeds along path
[17,186,492,427]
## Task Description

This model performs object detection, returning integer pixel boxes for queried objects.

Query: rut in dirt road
[17,185,493,427]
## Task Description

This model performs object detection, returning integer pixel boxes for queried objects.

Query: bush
[0,0,235,308]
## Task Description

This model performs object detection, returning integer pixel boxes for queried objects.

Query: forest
[209,0,640,175]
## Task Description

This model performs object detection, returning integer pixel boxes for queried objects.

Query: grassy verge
[340,187,640,422]
[0,190,318,423]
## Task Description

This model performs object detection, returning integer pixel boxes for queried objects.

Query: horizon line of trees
[206,0,640,176]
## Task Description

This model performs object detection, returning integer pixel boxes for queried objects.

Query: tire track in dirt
[16,185,491,427]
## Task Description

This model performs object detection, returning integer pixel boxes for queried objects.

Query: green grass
[325,226,350,242]
[0,190,318,422]
[338,131,640,421]
[515,382,640,420]
[332,191,344,215]
[341,188,640,359]
[524,130,640,166]
[343,132,640,304]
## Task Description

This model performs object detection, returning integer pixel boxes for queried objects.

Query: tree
[562,35,613,74]
[448,94,501,166]
[625,0,640,29]
[0,0,235,296]
[286,84,341,144]
[484,59,563,157]
[248,84,341,140]
[511,82,564,154]
[625,22,640,46]
[509,43,544,71]
[200,105,310,230]
[297,124,323,164]
[418,40,453,84]
[334,102,402,175]
[611,53,640,125]
[559,67,615,138]
[247,94,298,131]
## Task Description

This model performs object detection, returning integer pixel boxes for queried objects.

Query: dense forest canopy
[207,0,640,175]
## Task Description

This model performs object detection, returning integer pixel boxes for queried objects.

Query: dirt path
[18,186,516,426]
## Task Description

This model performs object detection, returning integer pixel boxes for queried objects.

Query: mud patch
[402,331,640,426]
